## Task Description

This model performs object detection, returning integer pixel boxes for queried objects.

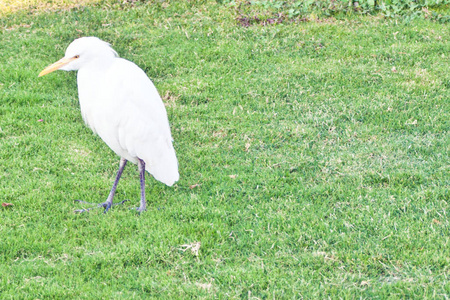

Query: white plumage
[39,37,179,212]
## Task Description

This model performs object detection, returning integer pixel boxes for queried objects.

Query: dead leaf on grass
[360,280,370,286]
[432,219,441,225]
[179,242,201,256]
[189,183,201,189]
[195,281,213,290]
[162,90,179,107]
[405,119,418,125]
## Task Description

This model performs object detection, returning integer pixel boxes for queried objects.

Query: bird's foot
[74,199,128,213]
[131,206,146,214]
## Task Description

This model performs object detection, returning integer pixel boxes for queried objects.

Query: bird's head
[38,37,119,77]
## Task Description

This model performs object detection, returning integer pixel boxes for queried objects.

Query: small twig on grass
[179,242,201,256]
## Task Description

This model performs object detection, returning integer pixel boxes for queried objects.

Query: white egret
[39,37,179,213]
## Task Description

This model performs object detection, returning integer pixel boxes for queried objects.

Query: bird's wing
[103,58,179,186]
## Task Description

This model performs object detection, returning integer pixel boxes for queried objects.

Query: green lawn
[0,1,449,298]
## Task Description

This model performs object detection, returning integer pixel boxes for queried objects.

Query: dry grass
[0,0,100,16]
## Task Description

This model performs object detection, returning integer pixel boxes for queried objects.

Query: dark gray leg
[75,158,128,213]
[104,158,127,211]
[136,158,147,212]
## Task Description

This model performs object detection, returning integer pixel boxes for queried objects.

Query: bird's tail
[145,143,179,186]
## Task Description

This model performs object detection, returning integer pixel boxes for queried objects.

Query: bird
[39,37,179,213]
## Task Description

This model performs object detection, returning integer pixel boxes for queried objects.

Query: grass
[0,0,100,16]
[0,0,449,298]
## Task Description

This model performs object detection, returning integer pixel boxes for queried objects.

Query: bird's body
[39,37,179,212]
[77,54,178,185]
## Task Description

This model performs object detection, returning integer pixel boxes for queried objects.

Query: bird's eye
[74,55,80,59]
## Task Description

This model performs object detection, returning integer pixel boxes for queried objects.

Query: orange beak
[38,56,78,77]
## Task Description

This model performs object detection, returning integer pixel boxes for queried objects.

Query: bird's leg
[102,157,128,212]
[75,158,128,213]
[135,158,147,213]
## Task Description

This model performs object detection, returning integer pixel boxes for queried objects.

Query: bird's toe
[131,206,146,214]
[103,202,112,213]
